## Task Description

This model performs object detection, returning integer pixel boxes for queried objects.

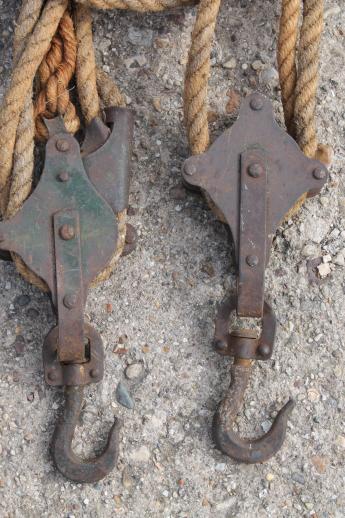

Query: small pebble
[261,420,272,433]
[223,57,236,69]
[125,363,143,380]
[317,262,331,278]
[14,294,30,307]
[251,59,264,71]
[260,67,279,87]
[307,388,320,402]
[311,455,328,474]
[291,472,305,485]
[301,243,320,258]
[122,468,134,489]
[336,435,345,449]
[116,382,134,409]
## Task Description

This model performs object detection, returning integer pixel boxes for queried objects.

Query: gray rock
[260,66,279,87]
[300,216,331,244]
[301,243,321,258]
[116,382,134,409]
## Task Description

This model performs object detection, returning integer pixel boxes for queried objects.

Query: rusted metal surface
[0,124,118,302]
[83,107,133,214]
[0,109,134,482]
[238,148,267,317]
[51,385,122,483]
[183,93,328,463]
[54,209,85,364]
[213,360,295,464]
[43,323,104,386]
[182,93,328,318]
[214,296,276,360]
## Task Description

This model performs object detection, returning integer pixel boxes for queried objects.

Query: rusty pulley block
[0,108,134,482]
[182,93,328,463]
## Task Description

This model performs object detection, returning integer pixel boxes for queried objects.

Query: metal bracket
[183,92,327,323]
[0,108,133,382]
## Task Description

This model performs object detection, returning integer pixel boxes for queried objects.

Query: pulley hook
[51,385,122,483]
[213,358,294,463]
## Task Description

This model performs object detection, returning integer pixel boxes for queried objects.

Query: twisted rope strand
[4,0,44,219]
[277,0,300,136]
[294,0,323,158]
[184,0,221,155]
[77,0,192,12]
[34,10,80,139]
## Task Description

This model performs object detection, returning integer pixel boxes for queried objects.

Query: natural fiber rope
[184,0,221,155]
[277,0,300,137]
[294,0,323,159]
[0,0,326,290]
[35,11,80,140]
[278,0,330,163]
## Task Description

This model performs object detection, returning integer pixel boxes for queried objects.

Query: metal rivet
[246,255,259,267]
[258,343,270,357]
[184,162,196,176]
[313,167,326,180]
[90,368,100,378]
[56,138,70,152]
[63,293,78,309]
[59,224,75,241]
[250,96,264,111]
[48,371,57,381]
[214,339,228,352]
[57,171,69,182]
[247,163,264,178]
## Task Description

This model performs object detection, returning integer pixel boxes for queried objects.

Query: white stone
[317,262,331,278]
[130,445,150,463]
[125,363,143,379]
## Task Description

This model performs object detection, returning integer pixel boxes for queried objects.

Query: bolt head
[250,95,264,111]
[258,343,271,357]
[247,163,264,178]
[246,254,259,267]
[59,224,75,241]
[63,293,78,309]
[214,339,228,352]
[57,171,69,182]
[90,368,100,378]
[184,162,196,176]
[313,167,326,180]
[48,370,57,381]
[56,138,70,152]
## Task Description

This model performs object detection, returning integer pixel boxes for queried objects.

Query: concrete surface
[0,1,344,517]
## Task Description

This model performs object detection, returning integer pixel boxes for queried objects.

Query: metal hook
[213,358,294,463]
[51,385,122,483]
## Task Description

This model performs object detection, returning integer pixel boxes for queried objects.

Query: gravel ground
[0,1,344,517]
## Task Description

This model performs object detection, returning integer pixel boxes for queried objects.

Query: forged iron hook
[51,385,122,483]
[213,358,295,463]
